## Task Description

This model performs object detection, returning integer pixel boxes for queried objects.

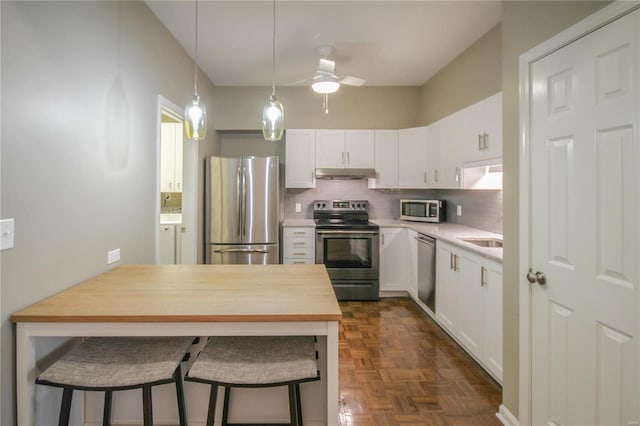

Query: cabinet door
[439,113,463,189]
[457,251,483,360]
[462,93,503,163]
[482,260,503,381]
[285,130,316,188]
[398,126,428,188]
[345,130,374,168]
[173,123,184,192]
[159,225,176,264]
[315,130,346,168]
[369,130,398,188]
[435,243,459,334]
[379,228,406,292]
[482,92,502,160]
[161,123,176,192]
[426,119,442,188]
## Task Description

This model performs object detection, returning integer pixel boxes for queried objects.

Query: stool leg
[222,386,231,426]
[58,388,73,426]
[295,383,303,426]
[174,366,187,426]
[103,391,113,426]
[142,385,153,426]
[206,385,218,426]
[288,384,298,426]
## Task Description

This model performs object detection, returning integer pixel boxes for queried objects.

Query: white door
[530,9,639,425]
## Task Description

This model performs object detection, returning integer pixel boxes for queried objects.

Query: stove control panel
[313,200,368,212]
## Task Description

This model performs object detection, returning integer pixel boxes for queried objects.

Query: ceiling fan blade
[340,76,366,87]
[318,58,336,74]
[286,77,312,86]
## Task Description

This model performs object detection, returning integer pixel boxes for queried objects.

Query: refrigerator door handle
[242,167,247,237]
[236,167,242,237]
[213,248,269,254]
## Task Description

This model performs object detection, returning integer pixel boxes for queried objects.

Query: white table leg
[16,323,36,426]
[326,321,339,425]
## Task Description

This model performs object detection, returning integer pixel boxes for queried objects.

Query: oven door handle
[316,230,378,236]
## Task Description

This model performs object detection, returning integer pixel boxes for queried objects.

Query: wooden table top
[11,264,343,323]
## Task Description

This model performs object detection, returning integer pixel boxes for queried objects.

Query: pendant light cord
[271,0,276,97]
[194,0,199,96]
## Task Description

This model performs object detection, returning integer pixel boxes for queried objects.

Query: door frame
[155,95,198,264]
[518,2,640,425]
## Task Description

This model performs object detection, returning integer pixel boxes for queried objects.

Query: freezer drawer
[208,244,279,265]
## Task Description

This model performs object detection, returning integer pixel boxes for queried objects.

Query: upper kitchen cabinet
[368,130,399,189]
[285,129,316,188]
[438,113,463,189]
[461,92,502,163]
[160,122,183,193]
[398,126,429,188]
[315,129,374,169]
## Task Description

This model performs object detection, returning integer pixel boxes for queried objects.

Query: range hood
[315,168,377,179]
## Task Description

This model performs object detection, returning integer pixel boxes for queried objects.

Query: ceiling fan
[293,45,366,114]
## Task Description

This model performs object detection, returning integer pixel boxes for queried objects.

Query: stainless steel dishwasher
[416,233,436,316]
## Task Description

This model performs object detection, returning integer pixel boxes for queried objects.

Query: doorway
[156,95,197,264]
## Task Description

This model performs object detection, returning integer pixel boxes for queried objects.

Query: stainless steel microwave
[400,199,446,223]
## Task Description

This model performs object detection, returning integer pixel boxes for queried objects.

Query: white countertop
[282,218,316,227]
[372,219,503,263]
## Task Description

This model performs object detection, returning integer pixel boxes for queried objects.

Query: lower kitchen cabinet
[436,240,503,383]
[406,229,418,299]
[379,227,407,292]
[159,224,177,264]
[282,226,315,264]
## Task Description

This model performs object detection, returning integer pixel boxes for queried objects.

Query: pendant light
[262,0,284,141]
[184,0,207,140]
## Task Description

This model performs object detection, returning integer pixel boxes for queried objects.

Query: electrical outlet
[0,219,15,250]
[107,248,121,264]
[295,203,302,213]
[457,205,462,216]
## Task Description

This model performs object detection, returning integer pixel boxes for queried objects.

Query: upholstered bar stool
[185,336,320,426]
[36,336,193,426]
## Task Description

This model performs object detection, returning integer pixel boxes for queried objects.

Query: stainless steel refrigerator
[206,156,280,264]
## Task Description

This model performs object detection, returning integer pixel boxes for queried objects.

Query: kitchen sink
[458,237,503,248]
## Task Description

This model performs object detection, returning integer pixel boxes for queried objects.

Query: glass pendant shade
[262,94,284,141]
[184,94,207,140]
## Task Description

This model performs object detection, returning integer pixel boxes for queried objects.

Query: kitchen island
[11,264,342,425]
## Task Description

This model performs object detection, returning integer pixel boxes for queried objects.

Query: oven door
[315,230,379,280]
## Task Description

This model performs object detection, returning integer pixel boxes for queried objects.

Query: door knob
[526,268,546,285]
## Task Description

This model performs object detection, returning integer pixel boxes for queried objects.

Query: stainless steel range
[314,200,379,301]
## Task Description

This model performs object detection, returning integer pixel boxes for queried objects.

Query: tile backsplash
[284,179,503,234]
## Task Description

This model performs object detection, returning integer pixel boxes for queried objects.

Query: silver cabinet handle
[453,254,458,271]
[381,234,385,245]
[435,169,439,183]
[424,171,427,184]
[455,167,460,183]
[450,253,454,271]
[347,151,350,164]
[341,152,345,164]
[483,133,489,150]
[293,231,306,235]
[481,266,486,287]
[478,134,482,151]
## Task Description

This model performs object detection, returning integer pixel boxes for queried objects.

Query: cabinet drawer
[283,245,315,259]
[283,227,315,239]
[285,237,314,248]
[283,258,315,265]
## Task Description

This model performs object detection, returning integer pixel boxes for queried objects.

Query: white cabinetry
[406,229,418,299]
[436,240,503,382]
[398,126,428,188]
[282,227,315,264]
[438,113,463,189]
[285,129,316,188]
[315,130,374,169]
[159,224,176,264]
[160,123,183,193]
[368,130,399,189]
[379,228,407,292]
[461,92,502,163]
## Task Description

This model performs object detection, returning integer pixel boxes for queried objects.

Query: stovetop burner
[313,200,379,231]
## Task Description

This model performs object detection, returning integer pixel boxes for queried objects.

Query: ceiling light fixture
[312,76,340,94]
[184,0,207,140]
[262,0,284,141]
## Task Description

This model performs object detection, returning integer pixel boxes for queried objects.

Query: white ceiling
[146,1,502,88]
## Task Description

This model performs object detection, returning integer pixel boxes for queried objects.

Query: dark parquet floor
[338,298,502,426]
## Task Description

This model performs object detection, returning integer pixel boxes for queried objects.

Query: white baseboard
[496,404,519,426]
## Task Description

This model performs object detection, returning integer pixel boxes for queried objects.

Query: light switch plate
[457,205,462,216]
[0,219,15,250]
[107,248,121,264]
[295,203,302,213]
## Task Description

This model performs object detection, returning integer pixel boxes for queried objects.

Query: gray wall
[0,1,218,424]
[500,1,610,417]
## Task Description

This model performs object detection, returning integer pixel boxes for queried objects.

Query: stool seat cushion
[188,336,317,385]
[37,337,193,389]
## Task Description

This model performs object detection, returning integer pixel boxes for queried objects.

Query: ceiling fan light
[262,95,284,141]
[312,79,340,94]
[185,94,207,140]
